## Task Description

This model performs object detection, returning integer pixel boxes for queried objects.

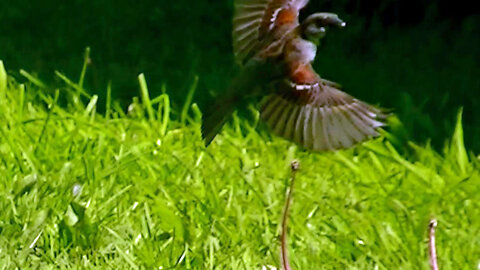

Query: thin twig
[429,219,439,270]
[281,160,300,270]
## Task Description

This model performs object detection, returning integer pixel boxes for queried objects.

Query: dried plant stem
[281,160,300,270]
[429,219,439,270]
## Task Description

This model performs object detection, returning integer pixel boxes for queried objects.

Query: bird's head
[301,13,346,45]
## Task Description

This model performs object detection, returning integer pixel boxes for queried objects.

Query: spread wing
[232,0,309,65]
[261,64,386,151]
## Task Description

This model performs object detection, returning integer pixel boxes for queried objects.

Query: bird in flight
[201,0,386,151]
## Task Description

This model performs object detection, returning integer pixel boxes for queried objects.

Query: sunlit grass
[0,60,479,269]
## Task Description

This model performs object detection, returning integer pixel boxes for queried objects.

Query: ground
[0,60,479,269]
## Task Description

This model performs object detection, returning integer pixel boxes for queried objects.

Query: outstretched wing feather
[233,0,309,64]
[260,64,386,151]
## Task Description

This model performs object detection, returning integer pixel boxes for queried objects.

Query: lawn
[0,60,479,269]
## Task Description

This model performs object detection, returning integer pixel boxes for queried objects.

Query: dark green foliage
[0,0,478,152]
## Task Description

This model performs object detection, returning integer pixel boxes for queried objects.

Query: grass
[0,59,479,269]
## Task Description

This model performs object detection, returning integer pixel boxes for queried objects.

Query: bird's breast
[289,63,318,84]
[284,38,317,64]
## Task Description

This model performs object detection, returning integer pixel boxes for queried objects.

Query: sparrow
[201,0,385,151]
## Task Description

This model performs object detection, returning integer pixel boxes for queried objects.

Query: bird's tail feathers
[201,94,240,146]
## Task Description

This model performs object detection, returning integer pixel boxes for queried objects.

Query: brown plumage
[202,0,386,151]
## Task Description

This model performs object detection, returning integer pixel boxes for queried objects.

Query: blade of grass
[35,89,59,153]
[84,95,98,117]
[114,244,139,270]
[55,70,91,98]
[18,84,25,120]
[0,127,25,173]
[78,47,91,88]
[181,76,198,125]
[0,60,7,96]
[20,69,48,89]
[106,81,112,121]
[138,73,155,121]
[451,108,468,174]
[158,94,170,136]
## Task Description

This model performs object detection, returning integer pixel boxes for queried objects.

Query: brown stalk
[429,219,439,270]
[281,160,300,270]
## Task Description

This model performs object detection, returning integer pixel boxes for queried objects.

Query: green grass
[0,59,479,269]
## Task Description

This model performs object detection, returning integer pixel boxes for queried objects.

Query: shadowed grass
[0,60,479,269]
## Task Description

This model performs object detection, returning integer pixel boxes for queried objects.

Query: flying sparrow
[202,0,385,151]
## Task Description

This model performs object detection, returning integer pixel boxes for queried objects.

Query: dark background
[1,0,479,152]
